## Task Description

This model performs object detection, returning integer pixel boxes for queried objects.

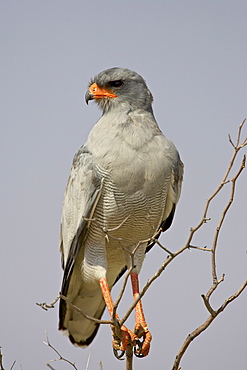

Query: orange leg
[130,272,152,357]
[99,277,137,357]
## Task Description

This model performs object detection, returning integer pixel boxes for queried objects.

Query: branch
[0,349,4,370]
[59,294,112,325]
[171,120,247,370]
[207,155,246,299]
[0,348,16,370]
[9,363,16,370]
[172,278,247,370]
[44,332,78,369]
[85,349,92,370]
[125,343,134,370]
[112,267,134,322]
[36,295,60,311]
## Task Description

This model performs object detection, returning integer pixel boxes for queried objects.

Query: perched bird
[59,67,183,357]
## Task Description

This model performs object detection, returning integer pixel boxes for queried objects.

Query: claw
[112,324,136,359]
[134,339,145,358]
[133,323,152,357]
[113,348,125,360]
[113,324,151,358]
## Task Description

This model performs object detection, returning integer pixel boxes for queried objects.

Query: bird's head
[85,68,153,113]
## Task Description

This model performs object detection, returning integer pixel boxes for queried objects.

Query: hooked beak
[85,82,117,104]
[85,90,94,104]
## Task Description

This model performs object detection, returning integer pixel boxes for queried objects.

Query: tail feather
[59,270,106,346]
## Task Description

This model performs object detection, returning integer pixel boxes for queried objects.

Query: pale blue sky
[1,1,246,369]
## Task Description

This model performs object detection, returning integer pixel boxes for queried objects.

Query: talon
[134,339,145,358]
[113,348,125,360]
[133,323,152,357]
[112,324,137,359]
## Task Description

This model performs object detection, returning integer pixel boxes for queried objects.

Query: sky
[0,1,246,369]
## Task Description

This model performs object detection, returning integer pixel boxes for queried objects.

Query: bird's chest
[92,168,168,245]
[87,119,171,244]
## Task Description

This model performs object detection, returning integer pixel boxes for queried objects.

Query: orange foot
[99,276,152,359]
[133,322,152,357]
[112,323,152,359]
[112,324,137,359]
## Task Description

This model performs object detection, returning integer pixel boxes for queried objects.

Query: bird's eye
[109,80,124,88]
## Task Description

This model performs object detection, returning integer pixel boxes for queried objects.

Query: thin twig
[44,332,78,369]
[9,362,16,370]
[46,364,56,370]
[113,266,134,319]
[59,294,112,325]
[218,278,247,312]
[172,278,247,370]
[0,349,15,370]
[36,295,60,311]
[193,120,247,236]
[85,349,92,370]
[207,155,246,299]
[153,238,175,256]
[188,245,211,252]
[0,348,4,370]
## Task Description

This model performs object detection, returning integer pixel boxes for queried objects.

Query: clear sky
[1,1,246,369]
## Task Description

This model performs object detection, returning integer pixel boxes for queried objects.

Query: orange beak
[88,83,117,100]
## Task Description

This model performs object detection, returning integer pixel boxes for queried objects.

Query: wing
[59,145,103,296]
[146,150,184,253]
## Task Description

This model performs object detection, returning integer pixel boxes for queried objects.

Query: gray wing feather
[59,145,102,293]
[146,150,183,253]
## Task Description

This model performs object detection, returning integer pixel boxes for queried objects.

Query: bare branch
[207,155,245,299]
[0,348,5,370]
[171,120,247,370]
[59,294,112,325]
[85,349,92,370]
[188,245,211,252]
[44,332,78,369]
[201,294,216,316]
[217,278,247,313]
[192,119,247,236]
[46,364,56,370]
[0,348,16,370]
[36,295,60,311]
[152,238,175,256]
[172,278,247,370]
[9,362,16,370]
[113,267,134,320]
[125,343,134,370]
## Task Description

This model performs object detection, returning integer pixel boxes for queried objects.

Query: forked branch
[171,120,247,370]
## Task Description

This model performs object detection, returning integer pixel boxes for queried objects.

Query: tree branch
[172,278,247,370]
[171,120,247,370]
[59,294,112,325]
[44,332,78,369]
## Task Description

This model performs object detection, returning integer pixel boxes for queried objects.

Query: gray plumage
[59,67,183,346]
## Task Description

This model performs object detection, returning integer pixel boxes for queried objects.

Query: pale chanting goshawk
[59,67,183,357]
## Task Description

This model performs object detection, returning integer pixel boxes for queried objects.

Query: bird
[58,67,183,358]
